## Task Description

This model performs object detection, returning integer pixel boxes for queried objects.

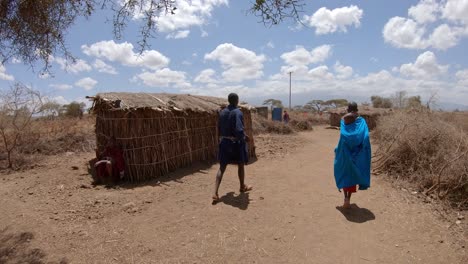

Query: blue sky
[1,0,468,109]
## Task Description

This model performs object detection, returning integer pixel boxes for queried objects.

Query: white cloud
[181,60,192,66]
[194,68,218,83]
[0,64,14,81]
[143,0,228,34]
[51,96,69,105]
[93,59,117,74]
[384,0,468,50]
[455,69,468,86]
[204,43,265,82]
[201,29,209,37]
[408,0,441,24]
[308,65,333,80]
[166,30,191,39]
[75,77,98,91]
[38,72,50,79]
[303,5,363,34]
[53,57,92,74]
[383,17,428,49]
[82,40,169,70]
[429,24,463,50]
[136,68,190,88]
[442,0,468,24]
[11,58,21,64]
[334,62,353,79]
[49,84,73,90]
[281,45,332,66]
[267,41,275,49]
[399,51,448,79]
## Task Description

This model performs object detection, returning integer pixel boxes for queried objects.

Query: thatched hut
[89,92,256,182]
[328,107,391,130]
[255,106,268,119]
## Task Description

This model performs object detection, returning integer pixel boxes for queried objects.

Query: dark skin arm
[343,112,358,125]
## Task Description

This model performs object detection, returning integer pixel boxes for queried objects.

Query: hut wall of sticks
[328,107,391,130]
[89,93,256,182]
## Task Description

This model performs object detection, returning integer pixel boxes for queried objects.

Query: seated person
[94,136,125,184]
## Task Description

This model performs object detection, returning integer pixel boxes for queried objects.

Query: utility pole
[289,71,292,110]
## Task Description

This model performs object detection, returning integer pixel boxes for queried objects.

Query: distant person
[213,93,253,204]
[334,102,371,208]
[283,110,290,124]
[94,136,125,184]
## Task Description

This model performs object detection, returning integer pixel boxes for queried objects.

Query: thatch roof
[89,92,252,113]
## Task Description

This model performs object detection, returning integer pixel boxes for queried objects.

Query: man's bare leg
[238,164,252,192]
[213,164,227,202]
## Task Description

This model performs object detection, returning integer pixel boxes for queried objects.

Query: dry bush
[252,115,294,135]
[0,116,95,170]
[373,109,468,209]
[437,111,468,134]
[290,111,328,125]
[289,119,313,131]
[18,116,95,155]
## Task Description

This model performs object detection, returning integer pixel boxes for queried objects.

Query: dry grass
[373,109,468,209]
[252,111,324,135]
[438,111,468,134]
[290,111,328,125]
[0,116,95,170]
[252,116,294,135]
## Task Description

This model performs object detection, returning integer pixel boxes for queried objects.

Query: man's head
[228,93,239,106]
[347,102,358,113]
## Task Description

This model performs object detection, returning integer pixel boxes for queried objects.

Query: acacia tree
[1,0,305,72]
[325,99,348,109]
[305,99,325,113]
[371,95,393,108]
[263,98,283,110]
[41,100,62,119]
[0,82,43,168]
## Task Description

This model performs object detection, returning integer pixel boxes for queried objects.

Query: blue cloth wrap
[334,117,371,191]
[218,106,249,165]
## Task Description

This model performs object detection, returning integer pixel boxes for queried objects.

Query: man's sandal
[240,185,253,193]
[212,195,220,205]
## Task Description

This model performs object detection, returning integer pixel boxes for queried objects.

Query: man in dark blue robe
[213,93,253,203]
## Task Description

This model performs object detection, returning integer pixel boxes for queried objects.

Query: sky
[1,0,468,109]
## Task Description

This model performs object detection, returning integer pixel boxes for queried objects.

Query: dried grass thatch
[89,92,256,182]
[328,107,391,130]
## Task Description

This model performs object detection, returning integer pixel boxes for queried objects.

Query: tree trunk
[7,150,12,169]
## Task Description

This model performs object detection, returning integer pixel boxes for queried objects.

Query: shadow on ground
[215,192,250,210]
[87,159,216,190]
[0,227,68,264]
[336,204,376,223]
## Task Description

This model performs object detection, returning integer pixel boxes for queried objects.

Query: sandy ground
[0,127,466,264]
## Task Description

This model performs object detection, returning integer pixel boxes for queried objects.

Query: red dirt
[0,127,466,263]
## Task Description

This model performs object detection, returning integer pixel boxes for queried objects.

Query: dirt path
[0,128,466,263]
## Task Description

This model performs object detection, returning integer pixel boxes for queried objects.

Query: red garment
[343,185,357,193]
[96,146,125,182]
[103,146,125,173]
